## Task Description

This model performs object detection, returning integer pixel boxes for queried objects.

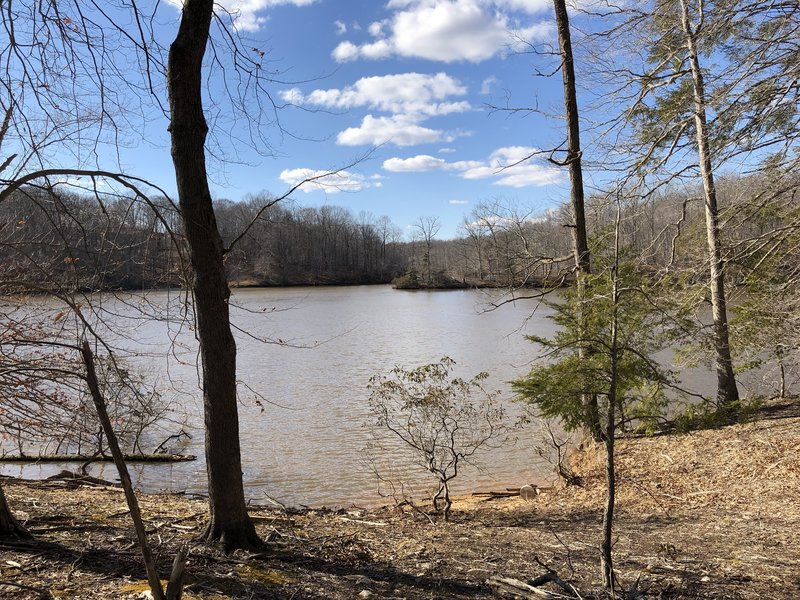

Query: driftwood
[0,453,195,463]
[486,575,567,599]
[45,470,119,487]
[486,575,574,599]
[473,489,520,499]
[473,486,553,500]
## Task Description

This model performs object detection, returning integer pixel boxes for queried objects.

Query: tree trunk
[600,392,616,589]
[81,341,165,600]
[553,0,602,441]
[0,480,30,539]
[679,0,740,409]
[601,212,621,590]
[167,0,260,550]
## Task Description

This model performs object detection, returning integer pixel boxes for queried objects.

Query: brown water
[5,285,754,507]
[3,286,565,507]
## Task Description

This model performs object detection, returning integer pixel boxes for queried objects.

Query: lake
[3,285,567,507]
[6,284,764,507]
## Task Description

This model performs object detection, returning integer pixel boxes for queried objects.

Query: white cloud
[280,87,305,105]
[165,0,317,32]
[337,115,455,147]
[332,0,554,63]
[278,168,380,193]
[480,75,499,95]
[448,159,485,170]
[383,155,447,172]
[368,21,385,36]
[459,146,562,187]
[381,146,563,187]
[493,0,551,13]
[438,147,457,153]
[283,73,470,147]
[281,73,470,117]
[391,1,511,62]
[449,199,469,205]
[334,19,347,34]
[331,41,360,62]
[360,39,394,59]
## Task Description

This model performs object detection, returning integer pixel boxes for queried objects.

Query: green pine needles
[513,251,683,437]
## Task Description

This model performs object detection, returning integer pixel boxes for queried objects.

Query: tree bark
[167,0,260,549]
[0,480,31,539]
[553,0,602,440]
[679,0,740,409]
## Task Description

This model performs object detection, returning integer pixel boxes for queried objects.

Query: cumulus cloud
[165,0,317,32]
[283,73,471,147]
[493,0,551,12]
[279,168,381,193]
[338,115,457,147]
[332,0,553,63]
[331,41,360,62]
[383,155,447,172]
[280,73,470,117]
[334,19,347,34]
[381,146,563,187]
[368,21,385,36]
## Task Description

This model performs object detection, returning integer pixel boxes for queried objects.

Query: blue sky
[146,1,582,239]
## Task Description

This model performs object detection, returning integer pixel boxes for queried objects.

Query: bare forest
[0,0,798,599]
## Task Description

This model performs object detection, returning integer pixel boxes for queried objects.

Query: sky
[146,0,582,239]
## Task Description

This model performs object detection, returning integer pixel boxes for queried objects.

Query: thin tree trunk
[553,0,602,440]
[601,388,616,589]
[0,480,30,539]
[601,202,622,591]
[81,341,165,600]
[167,0,260,549]
[679,0,739,409]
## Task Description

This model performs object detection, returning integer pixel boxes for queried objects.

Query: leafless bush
[367,357,507,521]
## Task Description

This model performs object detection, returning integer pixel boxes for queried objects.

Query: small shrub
[367,357,506,520]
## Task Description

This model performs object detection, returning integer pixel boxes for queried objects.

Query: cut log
[486,576,572,599]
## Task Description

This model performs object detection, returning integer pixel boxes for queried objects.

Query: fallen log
[0,453,195,463]
[486,576,572,599]
[472,490,519,498]
[473,485,553,500]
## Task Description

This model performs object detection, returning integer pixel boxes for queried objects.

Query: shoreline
[1,398,798,599]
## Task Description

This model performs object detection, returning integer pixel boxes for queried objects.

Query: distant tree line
[3,171,797,297]
[0,189,409,290]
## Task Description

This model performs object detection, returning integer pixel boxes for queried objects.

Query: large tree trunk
[553,0,602,440]
[0,480,30,539]
[167,0,260,549]
[679,0,740,409]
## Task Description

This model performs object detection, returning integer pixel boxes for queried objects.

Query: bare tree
[166,0,259,549]
[367,357,506,521]
[412,216,441,285]
[553,0,601,440]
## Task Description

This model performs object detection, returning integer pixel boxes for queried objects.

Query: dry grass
[1,400,798,599]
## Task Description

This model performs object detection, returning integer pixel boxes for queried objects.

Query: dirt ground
[1,400,798,599]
